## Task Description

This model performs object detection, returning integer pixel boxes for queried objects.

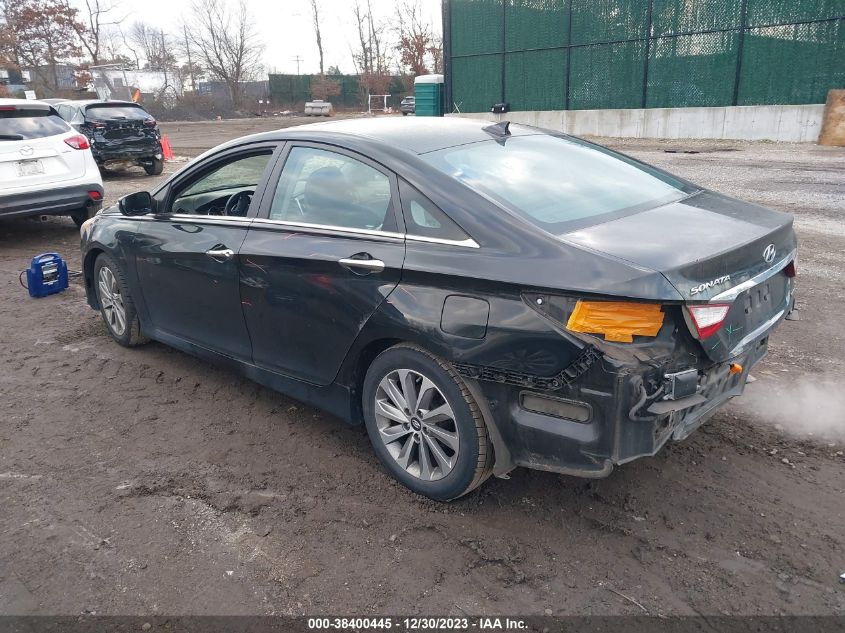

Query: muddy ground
[1,117,843,616]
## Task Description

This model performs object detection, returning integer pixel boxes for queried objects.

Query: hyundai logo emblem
[20,145,34,156]
[763,244,776,264]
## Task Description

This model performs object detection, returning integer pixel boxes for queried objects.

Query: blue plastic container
[26,253,68,298]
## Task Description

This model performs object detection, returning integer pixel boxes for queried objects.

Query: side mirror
[118,191,154,216]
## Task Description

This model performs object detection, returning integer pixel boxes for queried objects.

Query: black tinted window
[399,181,470,242]
[171,152,273,216]
[0,107,70,140]
[85,105,151,120]
[422,135,692,232]
[270,147,395,232]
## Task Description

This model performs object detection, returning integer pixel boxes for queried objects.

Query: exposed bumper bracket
[454,345,602,391]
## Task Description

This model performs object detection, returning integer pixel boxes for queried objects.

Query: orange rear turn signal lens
[730,363,743,374]
[566,301,664,343]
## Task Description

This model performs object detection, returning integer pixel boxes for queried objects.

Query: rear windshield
[421,134,695,232]
[85,104,151,120]
[0,107,70,140]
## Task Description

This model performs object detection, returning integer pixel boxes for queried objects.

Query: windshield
[0,107,69,140]
[421,134,694,232]
[85,104,151,121]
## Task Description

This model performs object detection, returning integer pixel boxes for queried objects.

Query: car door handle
[206,247,235,262]
[339,257,385,273]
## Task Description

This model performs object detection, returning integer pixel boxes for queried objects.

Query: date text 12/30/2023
[307,617,528,630]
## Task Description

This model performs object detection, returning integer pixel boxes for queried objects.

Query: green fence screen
[268,74,408,109]
[444,0,845,112]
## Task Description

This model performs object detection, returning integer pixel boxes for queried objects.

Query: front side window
[421,135,694,233]
[270,146,395,232]
[0,106,69,140]
[170,152,273,216]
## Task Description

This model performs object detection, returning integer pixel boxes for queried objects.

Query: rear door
[240,143,405,385]
[0,103,87,191]
[130,142,280,360]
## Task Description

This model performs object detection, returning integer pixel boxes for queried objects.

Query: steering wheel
[224,190,253,217]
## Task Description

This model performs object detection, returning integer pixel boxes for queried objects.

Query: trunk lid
[563,190,796,361]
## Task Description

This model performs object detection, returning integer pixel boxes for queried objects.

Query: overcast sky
[76,0,443,75]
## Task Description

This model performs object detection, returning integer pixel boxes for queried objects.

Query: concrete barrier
[449,104,826,142]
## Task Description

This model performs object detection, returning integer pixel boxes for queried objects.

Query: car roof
[248,117,540,155]
[66,99,145,108]
[0,98,54,108]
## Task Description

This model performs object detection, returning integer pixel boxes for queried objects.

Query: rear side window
[85,105,151,120]
[421,134,693,232]
[399,181,471,242]
[0,107,70,140]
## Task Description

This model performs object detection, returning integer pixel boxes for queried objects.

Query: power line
[292,56,304,75]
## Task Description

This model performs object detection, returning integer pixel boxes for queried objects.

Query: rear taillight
[88,190,102,201]
[566,300,665,343]
[64,135,90,150]
[687,304,731,339]
[784,260,796,278]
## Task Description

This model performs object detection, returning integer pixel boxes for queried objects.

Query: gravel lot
[1,117,843,616]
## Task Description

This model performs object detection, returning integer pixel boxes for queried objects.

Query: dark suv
[55,100,163,175]
[399,96,415,115]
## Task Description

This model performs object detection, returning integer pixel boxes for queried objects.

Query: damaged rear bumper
[464,333,770,479]
[92,142,162,164]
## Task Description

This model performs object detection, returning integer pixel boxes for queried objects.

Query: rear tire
[71,206,95,228]
[362,344,493,501]
[144,157,164,176]
[93,253,149,347]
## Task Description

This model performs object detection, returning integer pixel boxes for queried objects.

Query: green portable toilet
[414,74,444,117]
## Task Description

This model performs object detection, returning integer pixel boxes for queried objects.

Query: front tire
[93,253,149,347]
[362,344,493,501]
[144,157,164,176]
[70,206,95,228]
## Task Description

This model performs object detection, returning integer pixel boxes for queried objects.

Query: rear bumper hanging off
[468,332,771,479]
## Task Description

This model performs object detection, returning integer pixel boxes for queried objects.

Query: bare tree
[99,26,135,67]
[311,75,341,102]
[129,21,174,71]
[178,21,200,92]
[0,0,85,94]
[65,0,124,65]
[186,0,262,108]
[351,0,392,105]
[395,0,432,77]
[310,0,324,76]
[428,34,442,74]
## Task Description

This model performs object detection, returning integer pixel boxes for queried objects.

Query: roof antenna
[483,120,511,138]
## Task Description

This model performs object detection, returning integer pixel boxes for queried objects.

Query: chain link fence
[444,0,845,113]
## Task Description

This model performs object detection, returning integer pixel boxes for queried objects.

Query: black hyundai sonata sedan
[79,117,797,500]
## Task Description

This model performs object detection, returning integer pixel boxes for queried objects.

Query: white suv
[1,98,104,227]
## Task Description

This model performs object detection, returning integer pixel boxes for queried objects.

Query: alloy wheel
[374,369,460,481]
[97,266,127,336]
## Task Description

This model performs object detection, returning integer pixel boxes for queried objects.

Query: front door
[240,144,405,385]
[131,144,278,360]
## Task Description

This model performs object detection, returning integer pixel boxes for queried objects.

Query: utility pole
[292,56,304,75]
